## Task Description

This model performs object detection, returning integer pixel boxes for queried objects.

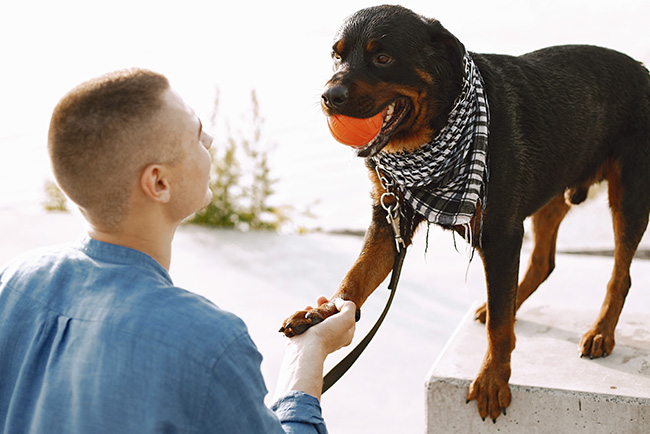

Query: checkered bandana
[373,53,489,230]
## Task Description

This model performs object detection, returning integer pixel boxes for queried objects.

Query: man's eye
[376,54,392,65]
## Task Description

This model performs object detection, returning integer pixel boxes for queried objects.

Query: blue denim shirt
[0,238,327,434]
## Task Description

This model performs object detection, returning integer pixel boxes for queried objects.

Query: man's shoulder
[0,240,79,276]
[0,238,255,369]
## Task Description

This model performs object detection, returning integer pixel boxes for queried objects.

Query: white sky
[1,0,649,226]
[1,0,648,139]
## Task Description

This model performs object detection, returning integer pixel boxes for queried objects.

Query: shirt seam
[189,329,254,433]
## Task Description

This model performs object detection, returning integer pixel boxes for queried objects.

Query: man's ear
[140,164,171,203]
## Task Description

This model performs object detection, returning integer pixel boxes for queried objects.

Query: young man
[0,69,356,433]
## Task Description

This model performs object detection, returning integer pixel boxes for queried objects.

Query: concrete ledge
[425,303,650,433]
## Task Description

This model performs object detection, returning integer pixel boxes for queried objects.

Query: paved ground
[2,195,649,433]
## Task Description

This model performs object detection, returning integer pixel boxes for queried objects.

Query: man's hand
[274,297,356,400]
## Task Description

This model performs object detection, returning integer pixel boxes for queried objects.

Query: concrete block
[425,303,650,433]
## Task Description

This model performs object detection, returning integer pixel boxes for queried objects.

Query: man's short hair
[48,68,178,230]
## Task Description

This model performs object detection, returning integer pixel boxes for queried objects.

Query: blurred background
[2,0,649,231]
[1,1,649,432]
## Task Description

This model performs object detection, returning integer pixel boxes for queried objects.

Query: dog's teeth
[384,104,395,123]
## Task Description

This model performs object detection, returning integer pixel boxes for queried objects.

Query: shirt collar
[78,236,173,285]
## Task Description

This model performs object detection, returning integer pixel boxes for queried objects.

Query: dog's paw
[579,326,615,359]
[474,303,487,324]
[279,303,338,337]
[467,363,512,422]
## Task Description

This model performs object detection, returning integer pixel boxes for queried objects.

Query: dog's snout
[322,85,349,110]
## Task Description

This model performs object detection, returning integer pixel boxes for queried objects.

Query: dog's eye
[332,52,342,61]
[375,54,393,65]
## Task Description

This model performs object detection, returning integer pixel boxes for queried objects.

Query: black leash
[322,166,407,394]
[322,246,406,393]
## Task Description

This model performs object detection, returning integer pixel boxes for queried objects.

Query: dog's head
[322,5,466,157]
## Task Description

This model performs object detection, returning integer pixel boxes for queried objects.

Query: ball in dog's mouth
[326,99,410,158]
[327,112,383,147]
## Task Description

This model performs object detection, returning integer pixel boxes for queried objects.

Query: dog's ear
[425,19,466,64]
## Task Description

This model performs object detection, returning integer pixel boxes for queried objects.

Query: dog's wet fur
[280,5,650,421]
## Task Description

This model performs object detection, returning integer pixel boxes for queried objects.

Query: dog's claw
[279,323,295,337]
[305,312,324,326]
[502,407,507,416]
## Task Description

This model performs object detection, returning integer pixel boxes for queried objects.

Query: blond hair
[48,68,179,230]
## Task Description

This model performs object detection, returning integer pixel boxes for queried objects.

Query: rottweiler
[280,5,650,422]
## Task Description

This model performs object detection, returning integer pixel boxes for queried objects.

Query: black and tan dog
[281,5,650,421]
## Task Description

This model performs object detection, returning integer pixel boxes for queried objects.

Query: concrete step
[425,303,650,433]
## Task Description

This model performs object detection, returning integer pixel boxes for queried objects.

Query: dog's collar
[372,53,489,236]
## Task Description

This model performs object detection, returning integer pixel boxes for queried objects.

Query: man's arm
[199,299,355,434]
[272,298,356,434]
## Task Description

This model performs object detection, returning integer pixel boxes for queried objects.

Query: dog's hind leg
[579,159,650,358]
[475,194,570,323]
[515,195,571,308]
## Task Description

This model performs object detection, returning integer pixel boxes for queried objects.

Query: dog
[280,5,650,422]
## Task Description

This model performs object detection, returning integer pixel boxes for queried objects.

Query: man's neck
[88,224,176,271]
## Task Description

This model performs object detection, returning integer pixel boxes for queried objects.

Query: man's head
[48,68,212,231]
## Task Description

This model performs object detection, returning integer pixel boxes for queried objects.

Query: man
[0,68,356,433]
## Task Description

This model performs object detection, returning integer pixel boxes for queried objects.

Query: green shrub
[187,89,288,231]
[42,180,69,213]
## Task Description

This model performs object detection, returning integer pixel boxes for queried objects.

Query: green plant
[188,89,288,231]
[42,180,69,213]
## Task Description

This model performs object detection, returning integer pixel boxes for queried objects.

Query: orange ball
[327,113,382,147]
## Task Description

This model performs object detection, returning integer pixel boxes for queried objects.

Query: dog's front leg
[280,203,396,337]
[466,227,522,422]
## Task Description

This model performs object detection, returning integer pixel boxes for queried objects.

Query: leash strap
[321,166,407,394]
[321,246,407,393]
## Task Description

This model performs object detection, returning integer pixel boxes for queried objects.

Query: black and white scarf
[373,52,489,241]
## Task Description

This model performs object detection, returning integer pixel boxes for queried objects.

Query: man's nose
[201,131,213,150]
